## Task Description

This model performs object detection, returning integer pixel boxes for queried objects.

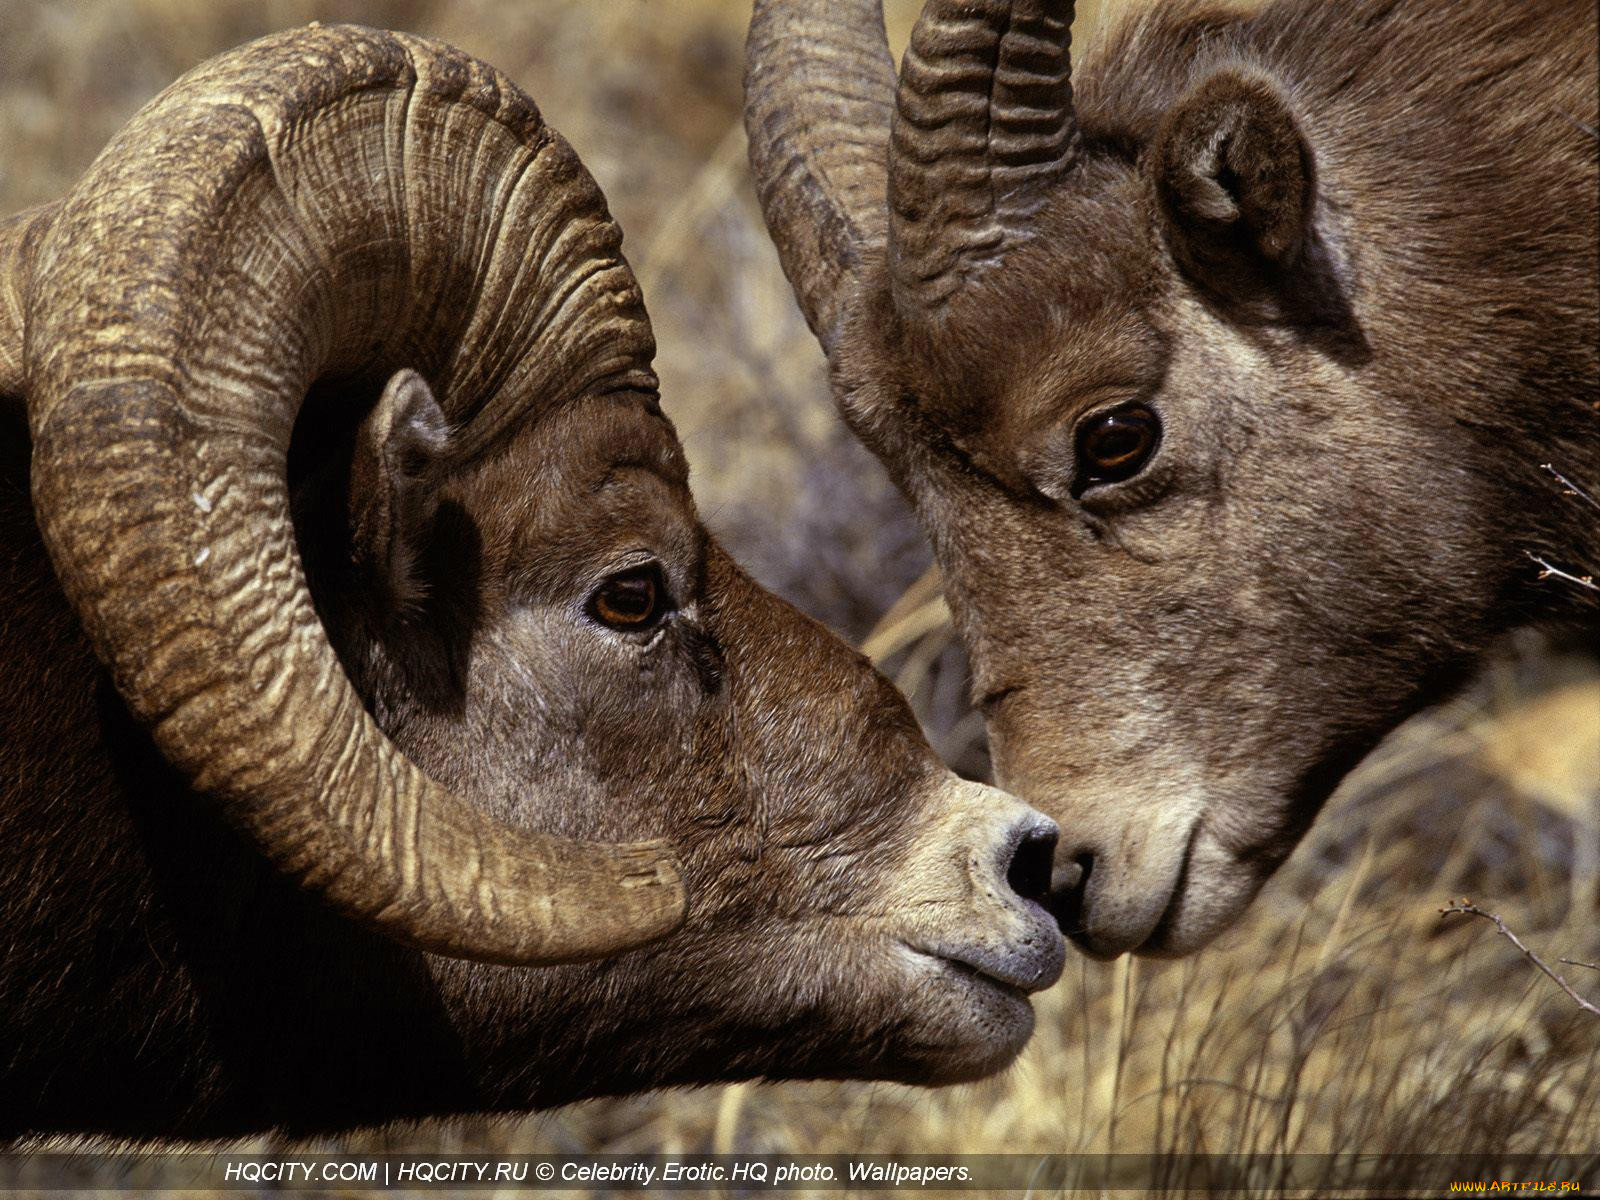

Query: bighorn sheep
[0,24,1064,1139]
[745,0,1598,957]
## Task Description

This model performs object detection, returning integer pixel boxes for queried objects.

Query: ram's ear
[349,368,451,615]
[1152,68,1314,289]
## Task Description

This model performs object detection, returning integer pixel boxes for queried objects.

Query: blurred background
[2,0,1595,1185]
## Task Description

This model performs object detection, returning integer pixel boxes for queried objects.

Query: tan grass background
[2,0,1596,1190]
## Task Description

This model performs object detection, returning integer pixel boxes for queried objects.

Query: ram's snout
[892,780,1065,987]
[900,783,1065,991]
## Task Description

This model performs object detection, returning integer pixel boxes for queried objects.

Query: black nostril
[1047,852,1095,930]
[1053,851,1094,897]
[1068,857,1094,896]
[1007,828,1058,904]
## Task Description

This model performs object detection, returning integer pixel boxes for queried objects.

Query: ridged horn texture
[17,24,687,966]
[0,204,56,400]
[890,0,1080,307]
[745,0,896,355]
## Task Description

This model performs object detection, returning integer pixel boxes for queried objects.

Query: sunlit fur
[0,365,1064,1139]
[803,0,1597,956]
[0,25,1065,1139]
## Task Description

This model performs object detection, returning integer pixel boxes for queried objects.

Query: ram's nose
[1006,820,1057,907]
[1046,849,1096,942]
[941,805,1065,992]
[975,813,1066,991]
[1046,837,1181,960]
[897,780,1067,992]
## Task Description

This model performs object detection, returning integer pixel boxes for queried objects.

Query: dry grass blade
[860,563,951,664]
[633,118,749,299]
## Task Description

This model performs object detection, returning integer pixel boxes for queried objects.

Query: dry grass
[2,0,1596,1190]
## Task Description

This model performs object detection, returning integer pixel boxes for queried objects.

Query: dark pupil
[1080,408,1159,484]
[601,577,656,623]
[1088,418,1148,467]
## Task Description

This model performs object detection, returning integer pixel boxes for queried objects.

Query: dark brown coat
[0,25,1063,1139]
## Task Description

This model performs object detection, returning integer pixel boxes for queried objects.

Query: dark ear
[1152,68,1314,288]
[349,368,450,615]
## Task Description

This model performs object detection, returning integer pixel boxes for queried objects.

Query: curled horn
[745,0,896,355]
[745,0,1080,342]
[889,0,1081,308]
[0,204,53,400]
[6,25,686,966]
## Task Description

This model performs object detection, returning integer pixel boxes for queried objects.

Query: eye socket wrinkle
[682,623,726,696]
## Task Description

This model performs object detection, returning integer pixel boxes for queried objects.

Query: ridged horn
[0,204,56,400]
[745,0,896,356]
[17,25,686,966]
[889,0,1080,307]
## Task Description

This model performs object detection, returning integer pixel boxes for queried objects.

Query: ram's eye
[590,565,669,631]
[1074,405,1161,491]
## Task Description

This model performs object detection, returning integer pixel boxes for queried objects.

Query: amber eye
[1074,404,1161,491]
[590,565,669,631]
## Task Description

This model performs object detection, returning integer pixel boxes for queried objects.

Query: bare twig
[1529,464,1600,593]
[1559,111,1599,140]
[1525,551,1599,594]
[1559,958,1600,972]
[1439,900,1600,1017]
[1541,463,1600,515]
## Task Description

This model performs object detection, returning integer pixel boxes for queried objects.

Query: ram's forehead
[452,389,699,567]
[455,388,684,483]
[562,391,691,490]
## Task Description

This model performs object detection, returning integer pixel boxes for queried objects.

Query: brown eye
[590,565,669,631]
[1075,405,1161,491]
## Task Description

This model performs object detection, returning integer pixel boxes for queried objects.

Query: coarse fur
[748,0,1598,957]
[0,26,1065,1140]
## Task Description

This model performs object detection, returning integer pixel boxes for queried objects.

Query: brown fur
[0,364,1064,1139]
[0,27,1065,1139]
[770,0,1598,956]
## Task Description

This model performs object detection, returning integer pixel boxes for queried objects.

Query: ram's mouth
[886,940,1045,1085]
[900,944,1034,1002]
[1051,820,1281,961]
[1051,872,1187,960]
[936,954,1029,1002]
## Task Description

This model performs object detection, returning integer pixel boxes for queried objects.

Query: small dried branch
[1525,551,1599,594]
[1541,462,1600,515]
[1440,900,1600,1017]
[1559,957,1600,972]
